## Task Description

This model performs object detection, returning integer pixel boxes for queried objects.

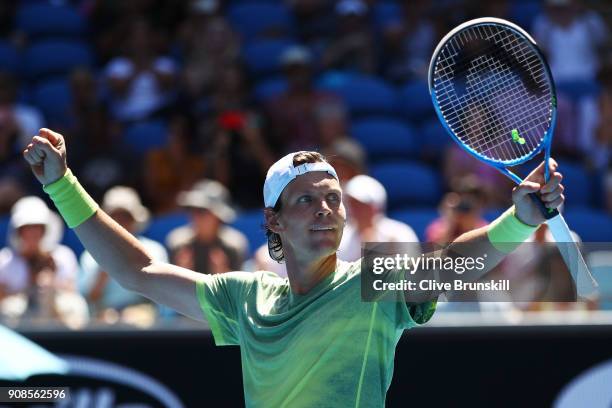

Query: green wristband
[43,168,99,228]
[487,206,538,253]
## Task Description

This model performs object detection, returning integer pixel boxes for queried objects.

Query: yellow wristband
[43,168,99,228]
[487,206,538,253]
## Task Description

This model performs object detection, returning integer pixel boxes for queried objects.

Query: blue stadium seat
[122,120,169,156]
[22,40,93,80]
[228,3,293,39]
[61,227,84,257]
[243,39,296,78]
[350,118,417,162]
[557,161,592,208]
[319,72,397,117]
[370,162,442,209]
[483,208,505,223]
[33,78,72,126]
[509,1,542,31]
[142,211,190,247]
[388,208,439,242]
[16,3,86,39]
[556,80,601,102]
[397,80,435,124]
[0,216,9,249]
[418,119,452,159]
[563,208,612,242]
[373,2,401,30]
[253,77,287,102]
[230,210,266,256]
[0,41,19,73]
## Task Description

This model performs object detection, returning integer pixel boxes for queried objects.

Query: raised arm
[23,129,207,321]
[403,159,564,303]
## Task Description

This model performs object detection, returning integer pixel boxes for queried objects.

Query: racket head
[428,17,557,169]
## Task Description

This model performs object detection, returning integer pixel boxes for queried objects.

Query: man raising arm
[23,128,206,321]
[24,128,565,407]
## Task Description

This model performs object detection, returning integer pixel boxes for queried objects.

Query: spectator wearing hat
[79,186,168,322]
[265,45,344,153]
[166,180,248,275]
[178,0,241,106]
[0,197,87,327]
[337,175,420,262]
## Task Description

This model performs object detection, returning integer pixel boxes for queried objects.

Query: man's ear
[264,208,284,233]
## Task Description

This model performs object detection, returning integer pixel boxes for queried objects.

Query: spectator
[104,18,178,123]
[443,143,513,208]
[143,115,206,214]
[321,138,367,183]
[321,0,376,74]
[0,71,45,156]
[178,0,241,109]
[380,0,436,83]
[208,110,276,209]
[80,187,168,326]
[266,45,343,153]
[315,100,350,148]
[167,180,248,275]
[63,68,129,201]
[288,0,335,45]
[592,65,612,171]
[533,0,610,159]
[0,197,87,328]
[533,0,608,83]
[338,175,420,262]
[189,62,275,209]
[426,176,488,244]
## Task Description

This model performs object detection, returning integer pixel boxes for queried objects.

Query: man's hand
[22,128,68,185]
[512,159,564,226]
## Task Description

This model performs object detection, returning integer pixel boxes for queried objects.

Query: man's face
[273,172,346,262]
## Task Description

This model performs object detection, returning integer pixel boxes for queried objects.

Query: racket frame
[428,17,556,184]
[427,17,599,298]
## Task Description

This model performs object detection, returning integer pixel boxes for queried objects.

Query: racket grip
[527,192,559,220]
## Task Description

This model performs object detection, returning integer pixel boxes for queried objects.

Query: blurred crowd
[0,0,611,328]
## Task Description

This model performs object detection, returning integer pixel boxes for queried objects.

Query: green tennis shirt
[196,260,436,408]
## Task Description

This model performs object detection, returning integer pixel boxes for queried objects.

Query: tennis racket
[428,17,598,299]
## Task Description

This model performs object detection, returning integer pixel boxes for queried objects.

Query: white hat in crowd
[344,175,387,211]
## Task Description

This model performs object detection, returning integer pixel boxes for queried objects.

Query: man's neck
[285,253,337,295]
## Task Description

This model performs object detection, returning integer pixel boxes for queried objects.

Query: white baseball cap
[9,196,63,251]
[263,152,338,208]
[344,175,387,211]
[102,186,150,230]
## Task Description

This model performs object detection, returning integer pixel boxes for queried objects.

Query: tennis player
[23,128,564,407]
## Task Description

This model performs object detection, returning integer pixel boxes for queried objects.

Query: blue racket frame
[428,18,557,187]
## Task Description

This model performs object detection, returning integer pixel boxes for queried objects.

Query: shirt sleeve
[195,272,254,346]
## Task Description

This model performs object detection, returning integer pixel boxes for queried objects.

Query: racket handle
[546,214,599,300]
[528,192,559,220]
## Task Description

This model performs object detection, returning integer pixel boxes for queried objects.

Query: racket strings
[438,29,548,156]
[464,53,548,157]
[436,27,550,160]
[433,24,553,164]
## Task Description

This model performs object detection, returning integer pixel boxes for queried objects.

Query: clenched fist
[23,128,68,185]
